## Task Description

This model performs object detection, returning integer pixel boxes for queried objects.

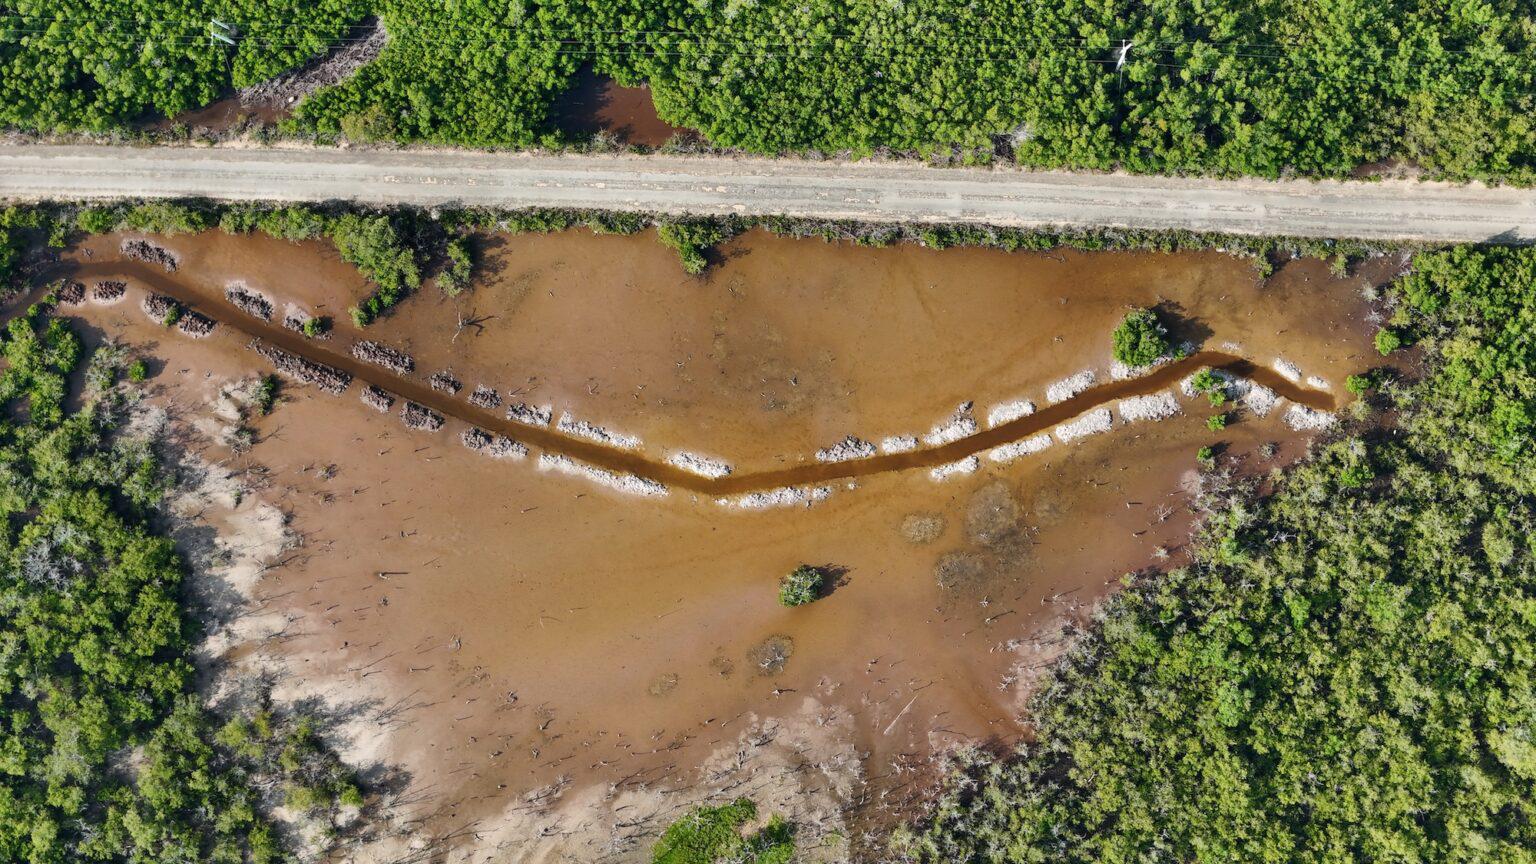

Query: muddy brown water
[67,254,1339,495]
[555,66,686,147]
[148,95,290,134]
[50,228,1388,860]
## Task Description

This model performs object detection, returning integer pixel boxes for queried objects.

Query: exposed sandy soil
[45,228,1387,862]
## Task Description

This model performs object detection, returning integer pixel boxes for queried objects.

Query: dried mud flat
[48,228,1386,862]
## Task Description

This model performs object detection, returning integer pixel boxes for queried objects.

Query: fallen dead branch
[121,238,179,272]
[460,427,492,451]
[90,280,126,304]
[361,385,396,413]
[250,341,352,395]
[352,340,415,374]
[226,283,274,320]
[141,293,179,323]
[239,18,389,108]
[468,385,501,410]
[401,401,444,432]
[177,311,217,338]
[55,280,85,305]
[429,370,462,395]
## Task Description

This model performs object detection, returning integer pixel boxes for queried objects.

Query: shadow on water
[552,65,686,148]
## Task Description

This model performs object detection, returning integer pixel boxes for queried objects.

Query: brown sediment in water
[555,65,687,147]
[62,258,1332,495]
[44,228,1391,861]
[146,96,289,134]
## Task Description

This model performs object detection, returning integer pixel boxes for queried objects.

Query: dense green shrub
[74,206,124,236]
[588,0,1536,181]
[438,237,474,296]
[73,202,210,236]
[1375,326,1406,355]
[0,0,364,132]
[1110,307,1171,367]
[288,0,575,148]
[0,207,55,294]
[256,374,278,414]
[1190,367,1229,406]
[221,204,328,242]
[657,221,736,275]
[778,565,824,607]
[652,798,795,864]
[0,307,362,862]
[302,316,331,338]
[894,246,1536,863]
[325,213,421,324]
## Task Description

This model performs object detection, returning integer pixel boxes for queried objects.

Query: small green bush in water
[658,221,733,275]
[439,237,474,296]
[778,565,824,607]
[1191,368,1228,406]
[1375,327,1406,355]
[652,797,795,864]
[1207,412,1230,431]
[127,359,148,382]
[257,375,279,415]
[1111,308,1171,367]
[302,316,331,338]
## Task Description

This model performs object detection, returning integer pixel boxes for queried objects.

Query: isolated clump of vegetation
[256,374,280,414]
[746,635,795,676]
[894,245,1536,862]
[657,221,735,275]
[1190,367,1228,406]
[1110,307,1171,367]
[1375,326,1406,355]
[438,237,475,295]
[302,315,332,338]
[778,565,824,607]
[652,797,795,864]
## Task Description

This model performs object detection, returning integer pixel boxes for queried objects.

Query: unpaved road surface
[3,144,1533,242]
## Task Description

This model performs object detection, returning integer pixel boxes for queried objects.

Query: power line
[0,31,1524,75]
[0,11,1522,59]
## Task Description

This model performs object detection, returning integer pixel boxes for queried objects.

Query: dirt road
[2,144,1532,241]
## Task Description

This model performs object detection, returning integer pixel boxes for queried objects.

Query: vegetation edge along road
[1,146,1533,243]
